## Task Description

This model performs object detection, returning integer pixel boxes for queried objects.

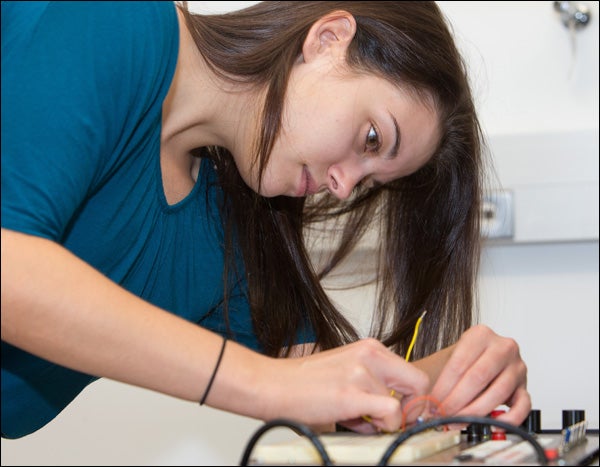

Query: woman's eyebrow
[385,112,400,160]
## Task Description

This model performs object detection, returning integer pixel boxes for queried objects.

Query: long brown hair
[181,1,485,358]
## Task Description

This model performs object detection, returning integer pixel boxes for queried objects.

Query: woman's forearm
[0,228,272,413]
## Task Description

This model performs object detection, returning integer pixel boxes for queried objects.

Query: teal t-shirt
[1,1,269,439]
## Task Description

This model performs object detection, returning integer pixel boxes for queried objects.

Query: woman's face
[252,65,441,199]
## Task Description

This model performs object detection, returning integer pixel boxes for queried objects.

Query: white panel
[486,129,599,243]
[513,182,598,242]
[488,130,599,186]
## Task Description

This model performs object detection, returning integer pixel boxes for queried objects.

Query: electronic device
[241,410,599,465]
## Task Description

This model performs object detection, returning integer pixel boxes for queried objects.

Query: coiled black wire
[239,418,333,466]
[239,415,549,466]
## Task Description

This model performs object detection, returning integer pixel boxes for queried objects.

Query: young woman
[1,1,529,439]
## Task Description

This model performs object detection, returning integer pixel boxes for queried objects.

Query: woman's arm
[1,228,233,402]
[1,228,430,432]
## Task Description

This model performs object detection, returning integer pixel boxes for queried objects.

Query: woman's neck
[161,7,261,162]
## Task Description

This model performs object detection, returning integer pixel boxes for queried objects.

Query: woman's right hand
[208,338,430,434]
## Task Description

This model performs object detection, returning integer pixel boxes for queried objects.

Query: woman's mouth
[298,166,310,197]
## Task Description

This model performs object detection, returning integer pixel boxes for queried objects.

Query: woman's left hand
[424,324,530,426]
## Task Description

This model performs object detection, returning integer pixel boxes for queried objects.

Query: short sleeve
[1,1,178,240]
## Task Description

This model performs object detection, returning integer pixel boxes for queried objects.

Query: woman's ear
[301,11,357,63]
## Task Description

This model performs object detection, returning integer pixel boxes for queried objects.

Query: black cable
[240,415,549,466]
[377,415,549,466]
[239,418,334,466]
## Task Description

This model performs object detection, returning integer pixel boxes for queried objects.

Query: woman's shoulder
[2,2,178,63]
[2,0,179,134]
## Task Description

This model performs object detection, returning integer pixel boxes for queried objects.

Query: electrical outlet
[481,190,514,239]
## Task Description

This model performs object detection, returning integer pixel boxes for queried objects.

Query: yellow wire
[361,310,427,427]
[405,310,427,362]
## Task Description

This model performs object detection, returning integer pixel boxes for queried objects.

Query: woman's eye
[365,125,381,153]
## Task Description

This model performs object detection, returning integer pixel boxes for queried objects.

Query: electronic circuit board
[246,430,599,465]
[249,428,461,464]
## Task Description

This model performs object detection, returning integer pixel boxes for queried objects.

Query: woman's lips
[297,166,322,197]
[298,166,309,197]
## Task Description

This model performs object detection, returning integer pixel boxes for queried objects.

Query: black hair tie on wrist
[199,336,227,406]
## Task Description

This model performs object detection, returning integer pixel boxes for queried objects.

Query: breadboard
[249,429,461,465]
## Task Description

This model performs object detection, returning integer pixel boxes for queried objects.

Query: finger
[337,417,382,434]
[325,339,429,432]
[374,345,431,395]
[339,359,403,431]
[356,391,403,433]
[400,394,446,426]
[443,361,528,422]
[493,386,532,426]
[347,339,430,399]
[431,354,498,416]
[429,329,490,404]
[364,388,418,432]
[433,335,523,416]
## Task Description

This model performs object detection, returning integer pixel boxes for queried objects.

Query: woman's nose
[327,164,363,200]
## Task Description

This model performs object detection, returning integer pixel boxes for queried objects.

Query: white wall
[2,1,598,465]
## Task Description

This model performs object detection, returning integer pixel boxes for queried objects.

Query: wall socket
[481,190,514,239]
